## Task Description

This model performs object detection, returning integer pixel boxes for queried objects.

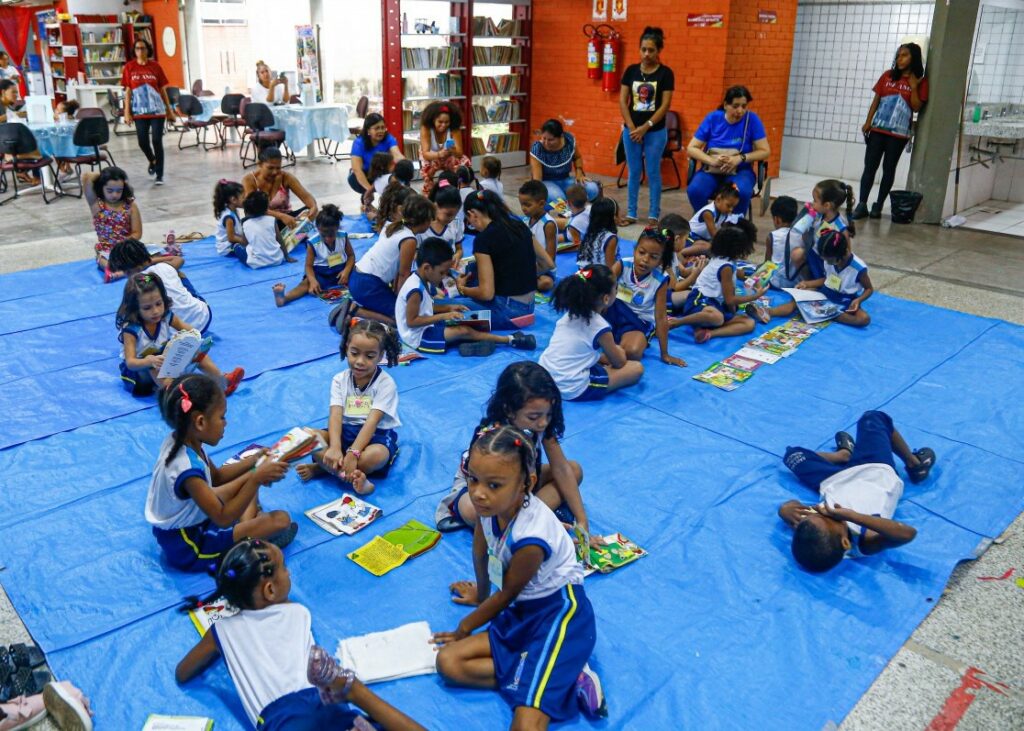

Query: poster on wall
[592,0,607,21]
[687,14,724,28]
[758,10,778,24]
[611,0,627,22]
[295,24,322,104]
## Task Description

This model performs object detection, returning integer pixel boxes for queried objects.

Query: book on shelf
[403,139,421,159]
[692,361,756,391]
[306,494,382,536]
[473,100,520,124]
[427,73,462,97]
[470,137,487,155]
[402,46,462,70]
[484,132,520,153]
[402,109,415,130]
[472,74,520,95]
[472,46,522,65]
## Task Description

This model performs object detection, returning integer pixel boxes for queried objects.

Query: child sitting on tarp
[777,410,936,573]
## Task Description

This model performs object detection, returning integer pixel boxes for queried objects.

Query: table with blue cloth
[27,122,93,159]
[194,97,223,123]
[270,104,349,160]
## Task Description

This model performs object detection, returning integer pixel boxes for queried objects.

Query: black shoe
[267,522,299,550]
[154,177,164,186]
[869,203,883,219]
[8,643,45,670]
[834,431,855,455]
[147,161,156,176]
[459,341,496,357]
[327,295,353,340]
[907,447,936,484]
[508,331,537,350]
[0,667,51,703]
[851,202,869,220]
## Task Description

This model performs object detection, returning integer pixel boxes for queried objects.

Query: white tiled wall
[968,6,1024,104]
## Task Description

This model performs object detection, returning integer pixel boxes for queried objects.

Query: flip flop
[907,447,936,484]
[745,302,771,324]
[618,215,637,226]
[834,431,856,454]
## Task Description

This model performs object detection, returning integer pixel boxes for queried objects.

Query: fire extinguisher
[601,31,621,92]
[583,24,613,80]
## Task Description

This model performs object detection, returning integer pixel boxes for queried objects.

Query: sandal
[7,644,44,671]
[745,302,771,324]
[907,447,936,484]
[618,215,637,226]
[834,431,856,455]
[0,667,51,703]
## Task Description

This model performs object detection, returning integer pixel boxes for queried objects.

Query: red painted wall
[530,0,796,179]
[142,0,184,88]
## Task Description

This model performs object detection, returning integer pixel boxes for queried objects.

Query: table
[270,104,349,160]
[28,122,93,159]
[193,97,223,123]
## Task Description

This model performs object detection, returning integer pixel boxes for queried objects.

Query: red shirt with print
[120,60,169,119]
[870,72,929,138]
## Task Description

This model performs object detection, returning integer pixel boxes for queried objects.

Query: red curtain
[0,7,37,95]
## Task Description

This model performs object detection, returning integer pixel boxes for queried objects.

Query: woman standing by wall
[618,26,674,225]
[120,38,175,185]
[854,43,927,220]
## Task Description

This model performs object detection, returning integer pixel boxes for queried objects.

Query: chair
[615,110,684,192]
[686,158,771,217]
[347,95,369,138]
[106,90,134,136]
[218,93,246,149]
[176,94,222,151]
[53,117,115,198]
[166,86,187,130]
[289,94,302,105]
[191,79,215,98]
[74,107,117,167]
[241,101,293,168]
[0,122,64,205]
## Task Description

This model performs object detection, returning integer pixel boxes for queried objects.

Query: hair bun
[642,26,664,38]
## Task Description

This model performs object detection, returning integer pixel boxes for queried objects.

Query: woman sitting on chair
[685,85,770,218]
[250,61,289,105]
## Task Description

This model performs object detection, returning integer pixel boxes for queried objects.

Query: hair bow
[179,383,192,414]
[576,268,593,280]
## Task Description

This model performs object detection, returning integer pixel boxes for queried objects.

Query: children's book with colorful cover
[744,261,778,291]
[693,361,755,391]
[187,597,239,637]
[575,528,648,576]
[318,288,349,303]
[733,346,782,365]
[348,536,411,576]
[142,714,214,731]
[261,427,323,465]
[280,217,321,253]
[722,353,764,372]
[224,443,265,466]
[794,298,844,324]
[381,519,441,557]
[447,309,491,332]
[306,494,382,536]
[156,329,206,379]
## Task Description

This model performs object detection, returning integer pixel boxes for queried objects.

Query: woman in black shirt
[456,190,553,330]
[618,26,675,226]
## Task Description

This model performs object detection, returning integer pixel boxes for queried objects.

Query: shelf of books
[41,22,84,101]
[79,22,124,88]
[382,0,531,170]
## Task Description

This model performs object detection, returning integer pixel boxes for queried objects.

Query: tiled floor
[959,199,1024,237]
[774,170,891,213]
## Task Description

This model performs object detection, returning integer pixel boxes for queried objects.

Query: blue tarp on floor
[0,232,1021,730]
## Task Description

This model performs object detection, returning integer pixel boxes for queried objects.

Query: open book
[258,427,324,466]
[187,596,239,637]
[280,217,321,254]
[744,261,778,291]
[576,528,648,576]
[348,520,442,576]
[782,288,844,324]
[447,309,491,332]
[306,493,382,536]
[693,361,755,391]
[336,621,437,684]
[157,329,206,380]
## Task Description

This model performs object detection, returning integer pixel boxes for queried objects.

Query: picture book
[733,346,781,365]
[381,519,441,558]
[744,261,778,290]
[317,287,349,303]
[281,217,321,253]
[448,309,491,332]
[261,427,323,464]
[693,361,755,391]
[335,621,437,684]
[141,715,214,731]
[348,535,411,576]
[547,197,570,218]
[722,353,764,372]
[762,324,813,349]
[223,443,265,466]
[187,596,239,637]
[306,493,382,536]
[349,232,375,239]
[746,336,794,357]
[157,329,205,380]
[795,298,844,324]
[575,528,648,576]
[382,344,426,366]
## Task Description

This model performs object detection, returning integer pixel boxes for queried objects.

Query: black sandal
[907,447,936,484]
[834,431,856,454]
[0,667,51,702]
[8,643,45,670]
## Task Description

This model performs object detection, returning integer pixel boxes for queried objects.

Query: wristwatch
[740,153,747,162]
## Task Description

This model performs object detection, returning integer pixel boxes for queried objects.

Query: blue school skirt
[348,269,396,317]
[341,422,399,477]
[313,264,345,291]
[152,519,236,573]
[681,289,735,322]
[257,687,376,731]
[490,583,595,721]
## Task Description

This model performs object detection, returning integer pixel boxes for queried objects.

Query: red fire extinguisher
[601,31,621,92]
[583,24,612,80]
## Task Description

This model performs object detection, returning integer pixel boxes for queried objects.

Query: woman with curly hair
[418,100,472,196]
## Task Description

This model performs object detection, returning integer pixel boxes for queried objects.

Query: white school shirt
[241,215,283,268]
[820,463,904,559]
[145,262,210,332]
[528,213,556,255]
[121,310,175,358]
[823,254,868,297]
[356,225,415,283]
[617,258,669,324]
[144,434,211,530]
[567,204,591,240]
[329,367,401,430]
[215,209,241,256]
[395,272,434,349]
[479,177,504,197]
[693,257,735,302]
[456,187,473,225]
[768,227,804,286]
[417,218,465,250]
[212,603,315,727]
[310,233,349,269]
[793,209,849,242]
[688,202,739,241]
[372,173,391,209]
[577,230,617,268]
[539,312,612,400]
[482,497,584,601]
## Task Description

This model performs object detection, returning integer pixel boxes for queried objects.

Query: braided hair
[160,374,223,465]
[180,537,277,611]
[469,423,538,501]
[345,319,401,367]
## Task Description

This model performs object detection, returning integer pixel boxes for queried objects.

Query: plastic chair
[191,79,215,98]
[241,101,293,168]
[74,107,117,166]
[0,122,64,205]
[218,93,246,149]
[54,117,114,198]
[106,90,134,136]
[166,86,187,130]
[615,110,683,192]
[176,94,221,151]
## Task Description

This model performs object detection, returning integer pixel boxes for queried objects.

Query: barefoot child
[146,374,295,572]
[297,320,402,495]
[274,204,356,306]
[395,236,537,357]
[177,540,426,730]
[778,410,936,573]
[434,425,605,727]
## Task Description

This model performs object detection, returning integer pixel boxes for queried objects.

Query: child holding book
[435,361,590,538]
[539,265,644,400]
[658,213,707,302]
[792,178,856,250]
[576,196,621,272]
[777,229,873,327]
[778,410,935,573]
[297,320,403,495]
[177,539,426,730]
[146,374,294,572]
[563,183,591,251]
[764,195,806,289]
[423,183,466,264]
[108,238,206,333]
[434,424,605,726]
[116,273,243,396]
[682,182,741,257]
[274,204,356,306]
[213,179,246,257]
[518,180,560,292]
[396,236,537,357]
[239,190,296,269]
[478,155,503,197]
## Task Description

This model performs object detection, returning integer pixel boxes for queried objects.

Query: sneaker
[267,522,299,550]
[575,663,608,719]
[851,202,869,220]
[869,202,883,219]
[0,692,46,731]
[434,488,470,532]
[42,682,92,731]
[834,431,855,454]
[154,177,164,186]
[907,447,936,484]
[147,161,156,177]
[459,341,496,357]
[223,367,245,396]
[508,332,536,351]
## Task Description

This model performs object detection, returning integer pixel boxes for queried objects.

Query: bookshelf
[42,22,84,101]
[381,0,531,170]
[79,22,124,87]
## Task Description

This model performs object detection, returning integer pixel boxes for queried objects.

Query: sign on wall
[611,0,628,21]
[687,14,724,28]
[758,10,778,24]
[592,0,607,21]
[295,24,321,103]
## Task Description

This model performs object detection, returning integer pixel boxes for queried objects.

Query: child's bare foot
[348,469,375,496]
[273,283,286,307]
[296,462,323,481]
[694,328,712,344]
[746,302,771,324]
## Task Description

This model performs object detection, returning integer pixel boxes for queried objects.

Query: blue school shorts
[152,519,236,573]
[230,243,248,265]
[681,289,735,322]
[570,364,610,402]
[603,299,655,342]
[119,361,156,396]
[256,688,374,731]
[821,286,855,309]
[415,321,448,354]
[490,583,596,722]
[783,410,897,489]
[313,264,345,291]
[341,421,399,477]
[348,269,396,317]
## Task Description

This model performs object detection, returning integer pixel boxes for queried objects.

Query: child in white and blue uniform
[682,183,741,255]
[806,229,873,327]
[213,180,245,257]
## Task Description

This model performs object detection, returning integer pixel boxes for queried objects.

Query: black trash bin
[889,190,923,224]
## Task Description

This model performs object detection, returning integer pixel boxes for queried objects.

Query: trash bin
[889,190,923,224]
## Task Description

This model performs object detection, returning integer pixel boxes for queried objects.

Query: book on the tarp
[575,528,648,576]
[744,261,778,290]
[157,328,205,380]
[556,239,578,253]
[262,427,323,464]
[381,344,426,366]
[335,621,437,684]
[722,353,765,372]
[187,596,239,637]
[747,326,810,357]
[692,361,756,391]
[348,535,411,576]
[306,493,382,536]
[382,519,441,558]
[318,287,349,303]
[733,346,782,365]
[281,217,321,253]
[447,309,491,332]
[142,714,214,731]
[781,287,844,324]
[780,318,822,337]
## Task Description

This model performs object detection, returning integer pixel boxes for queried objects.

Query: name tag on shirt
[825,273,842,290]
[327,252,344,268]
[616,282,633,303]
[487,550,504,590]
[345,395,373,417]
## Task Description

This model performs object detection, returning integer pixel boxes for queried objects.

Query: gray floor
[1,131,1022,729]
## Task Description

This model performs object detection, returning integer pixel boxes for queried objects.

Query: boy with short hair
[764,195,805,289]
[395,236,536,357]
[563,183,591,251]
[519,180,559,293]
[478,155,503,197]
[778,410,936,573]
